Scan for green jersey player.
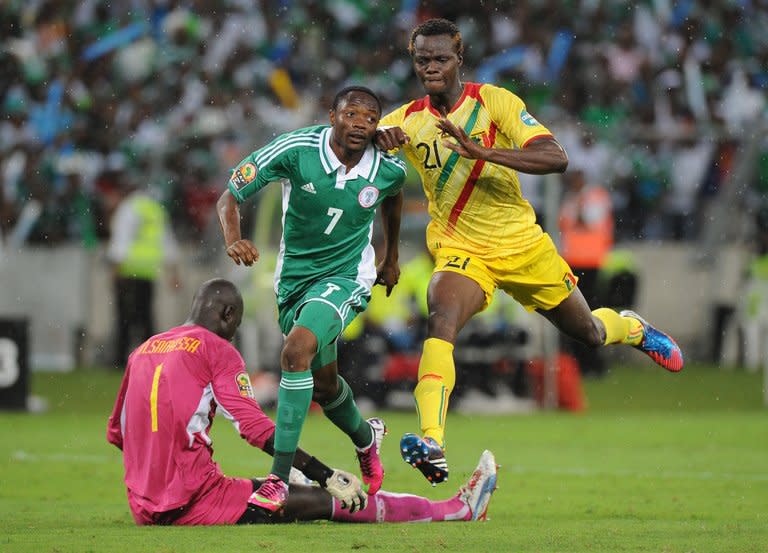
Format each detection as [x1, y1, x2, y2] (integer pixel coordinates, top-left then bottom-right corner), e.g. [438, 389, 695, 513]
[216, 86, 406, 514]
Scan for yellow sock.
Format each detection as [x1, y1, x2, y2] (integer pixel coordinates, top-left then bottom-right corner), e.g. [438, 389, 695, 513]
[414, 338, 455, 447]
[592, 308, 644, 346]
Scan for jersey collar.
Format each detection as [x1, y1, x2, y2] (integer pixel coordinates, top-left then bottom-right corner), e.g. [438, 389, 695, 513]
[424, 81, 476, 117]
[318, 127, 381, 184]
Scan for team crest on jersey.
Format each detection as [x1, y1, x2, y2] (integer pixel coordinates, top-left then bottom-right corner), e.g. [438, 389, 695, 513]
[358, 186, 379, 208]
[231, 163, 257, 190]
[520, 110, 540, 127]
[236, 372, 255, 399]
[563, 272, 577, 291]
[470, 130, 491, 147]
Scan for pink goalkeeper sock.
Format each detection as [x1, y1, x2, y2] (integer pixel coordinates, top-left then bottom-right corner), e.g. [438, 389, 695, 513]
[332, 492, 468, 523]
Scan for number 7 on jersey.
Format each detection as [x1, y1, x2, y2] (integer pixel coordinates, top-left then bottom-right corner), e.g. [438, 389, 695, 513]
[324, 207, 343, 235]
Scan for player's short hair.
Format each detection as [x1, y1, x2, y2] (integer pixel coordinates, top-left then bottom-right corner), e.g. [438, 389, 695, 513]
[408, 18, 463, 57]
[332, 86, 382, 115]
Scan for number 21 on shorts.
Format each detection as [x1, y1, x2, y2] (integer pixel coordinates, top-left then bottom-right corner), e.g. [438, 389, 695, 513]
[444, 255, 471, 271]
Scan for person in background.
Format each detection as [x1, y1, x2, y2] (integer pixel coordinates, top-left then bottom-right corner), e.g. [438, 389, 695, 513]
[558, 167, 614, 377]
[107, 278, 498, 525]
[737, 206, 768, 373]
[106, 175, 181, 367]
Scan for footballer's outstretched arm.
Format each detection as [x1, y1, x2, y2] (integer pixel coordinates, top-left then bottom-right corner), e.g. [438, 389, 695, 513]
[216, 189, 260, 266]
[436, 116, 568, 174]
[376, 190, 404, 296]
[106, 362, 132, 450]
[482, 137, 568, 174]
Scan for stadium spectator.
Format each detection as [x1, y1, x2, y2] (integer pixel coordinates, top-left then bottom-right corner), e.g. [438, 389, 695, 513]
[1, 3, 766, 245]
[107, 278, 498, 525]
[734, 206, 768, 372]
[597, 249, 640, 313]
[106, 174, 181, 367]
[665, 126, 715, 241]
[376, 17, 683, 487]
[216, 86, 406, 512]
[1, 2, 766, 395]
[559, 166, 614, 378]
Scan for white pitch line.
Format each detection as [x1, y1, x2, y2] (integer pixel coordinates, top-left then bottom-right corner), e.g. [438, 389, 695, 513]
[504, 465, 768, 482]
[11, 450, 115, 464]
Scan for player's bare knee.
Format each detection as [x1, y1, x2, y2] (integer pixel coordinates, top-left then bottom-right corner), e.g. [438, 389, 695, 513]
[581, 319, 604, 348]
[281, 340, 312, 372]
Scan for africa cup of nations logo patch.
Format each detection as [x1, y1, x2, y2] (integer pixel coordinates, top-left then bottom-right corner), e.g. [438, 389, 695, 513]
[563, 272, 577, 291]
[358, 186, 379, 208]
[520, 109, 541, 127]
[236, 372, 255, 399]
[231, 162, 257, 190]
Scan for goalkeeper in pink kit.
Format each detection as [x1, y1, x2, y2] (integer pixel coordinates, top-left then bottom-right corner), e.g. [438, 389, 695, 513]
[107, 278, 497, 525]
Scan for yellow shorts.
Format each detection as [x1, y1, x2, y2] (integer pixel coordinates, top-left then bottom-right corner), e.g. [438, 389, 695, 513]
[430, 233, 577, 312]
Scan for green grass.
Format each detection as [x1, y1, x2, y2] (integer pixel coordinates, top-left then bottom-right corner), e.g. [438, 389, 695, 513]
[1, 364, 766, 552]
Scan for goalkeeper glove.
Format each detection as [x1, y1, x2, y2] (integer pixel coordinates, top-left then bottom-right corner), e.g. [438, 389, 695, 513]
[323, 469, 367, 513]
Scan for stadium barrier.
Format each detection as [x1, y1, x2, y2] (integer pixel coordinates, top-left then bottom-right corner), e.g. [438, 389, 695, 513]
[0, 242, 751, 371]
[0, 318, 29, 410]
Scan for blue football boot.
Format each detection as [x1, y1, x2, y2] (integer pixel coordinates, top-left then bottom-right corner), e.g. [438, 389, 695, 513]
[400, 433, 449, 486]
[620, 310, 684, 372]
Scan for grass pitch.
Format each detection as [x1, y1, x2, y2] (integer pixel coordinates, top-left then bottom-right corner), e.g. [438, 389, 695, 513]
[1, 363, 766, 553]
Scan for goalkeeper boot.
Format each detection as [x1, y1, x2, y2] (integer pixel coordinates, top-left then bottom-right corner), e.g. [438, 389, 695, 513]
[458, 449, 498, 521]
[400, 433, 448, 486]
[356, 417, 387, 495]
[248, 474, 288, 513]
[620, 310, 684, 372]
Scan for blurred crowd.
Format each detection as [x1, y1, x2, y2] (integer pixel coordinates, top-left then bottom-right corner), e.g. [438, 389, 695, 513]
[1, 0, 767, 251]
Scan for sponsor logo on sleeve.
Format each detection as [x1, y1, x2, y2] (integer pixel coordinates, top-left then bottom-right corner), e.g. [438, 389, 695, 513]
[358, 186, 379, 208]
[520, 109, 541, 127]
[236, 372, 255, 399]
[230, 163, 257, 190]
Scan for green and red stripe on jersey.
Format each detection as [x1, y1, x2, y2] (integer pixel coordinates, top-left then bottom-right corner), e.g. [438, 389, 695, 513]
[433, 83, 486, 200]
[445, 122, 497, 234]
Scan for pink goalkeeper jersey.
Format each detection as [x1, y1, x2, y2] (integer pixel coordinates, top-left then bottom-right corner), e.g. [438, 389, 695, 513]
[106, 325, 275, 525]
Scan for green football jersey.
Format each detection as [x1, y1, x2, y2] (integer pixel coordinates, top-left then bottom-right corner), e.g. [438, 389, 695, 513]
[229, 125, 407, 307]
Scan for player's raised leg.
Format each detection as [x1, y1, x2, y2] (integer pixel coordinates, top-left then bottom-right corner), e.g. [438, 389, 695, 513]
[542, 286, 684, 372]
[402, 270, 486, 485]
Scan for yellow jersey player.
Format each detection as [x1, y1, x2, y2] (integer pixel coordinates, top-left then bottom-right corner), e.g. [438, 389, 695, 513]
[376, 18, 683, 486]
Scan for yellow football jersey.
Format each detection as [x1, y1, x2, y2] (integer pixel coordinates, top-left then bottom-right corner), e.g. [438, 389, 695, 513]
[380, 82, 553, 255]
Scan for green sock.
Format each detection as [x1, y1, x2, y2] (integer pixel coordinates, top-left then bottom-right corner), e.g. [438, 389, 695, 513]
[320, 376, 373, 449]
[271, 369, 314, 482]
